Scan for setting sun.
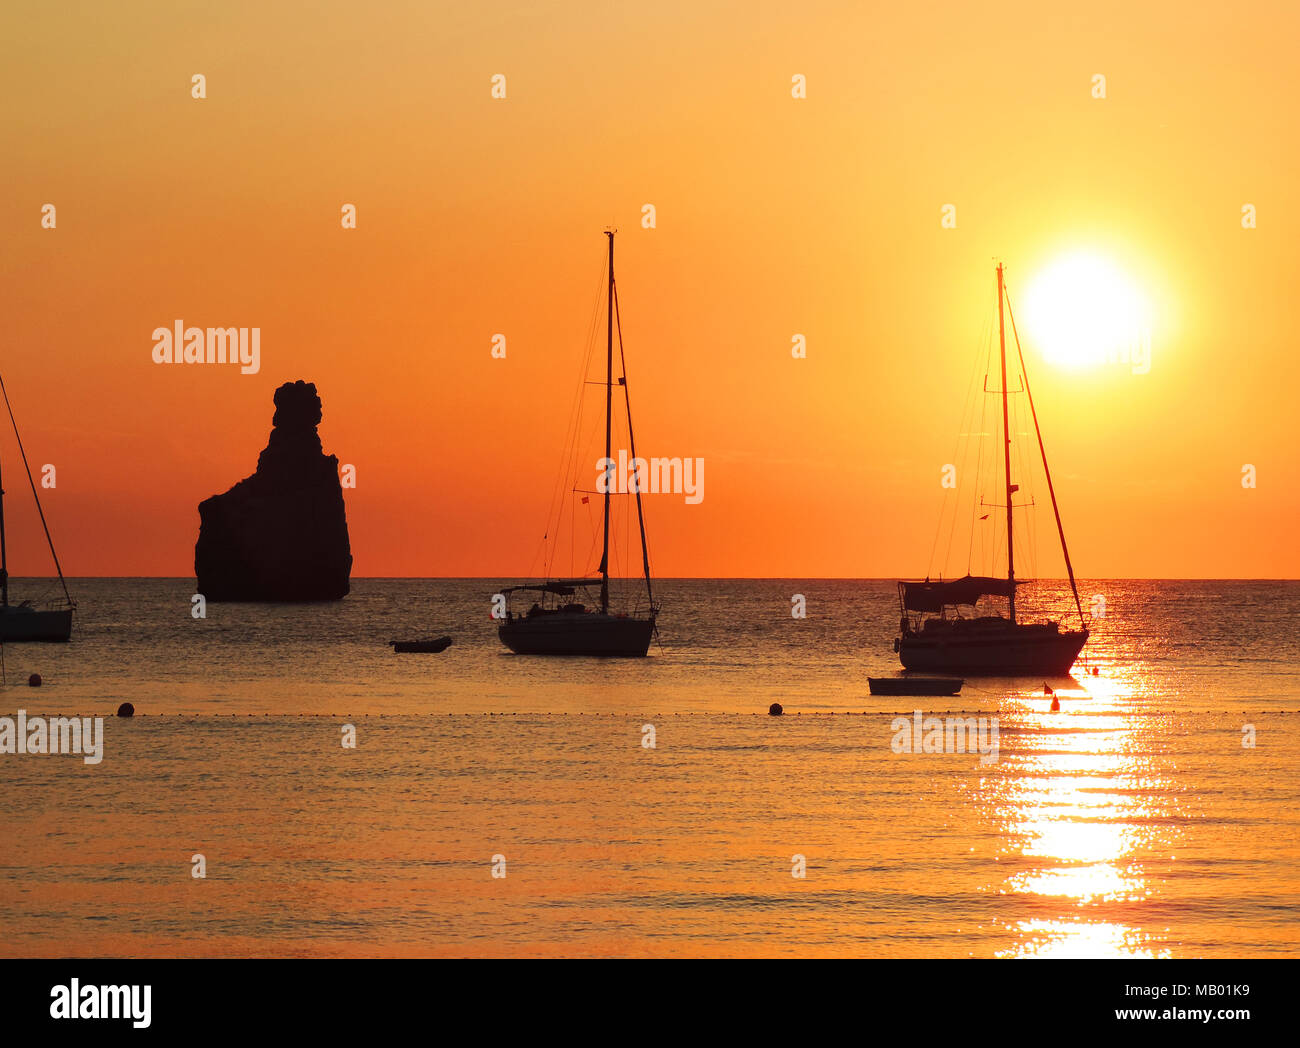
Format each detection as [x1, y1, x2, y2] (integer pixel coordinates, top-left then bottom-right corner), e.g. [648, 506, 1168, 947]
[1019, 253, 1153, 372]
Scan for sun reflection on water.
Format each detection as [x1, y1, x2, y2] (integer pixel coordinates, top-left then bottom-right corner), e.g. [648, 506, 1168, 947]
[987, 669, 1180, 957]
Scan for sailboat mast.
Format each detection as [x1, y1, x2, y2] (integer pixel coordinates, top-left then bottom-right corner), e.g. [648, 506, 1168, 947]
[600, 231, 614, 615]
[997, 263, 1016, 623]
[0, 373, 72, 609]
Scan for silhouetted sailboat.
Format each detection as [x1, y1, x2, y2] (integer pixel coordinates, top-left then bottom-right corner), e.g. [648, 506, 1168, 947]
[895, 264, 1086, 675]
[0, 374, 74, 642]
[498, 231, 658, 656]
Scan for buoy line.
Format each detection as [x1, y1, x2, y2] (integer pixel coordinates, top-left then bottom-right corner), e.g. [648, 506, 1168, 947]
[49, 709, 1300, 719]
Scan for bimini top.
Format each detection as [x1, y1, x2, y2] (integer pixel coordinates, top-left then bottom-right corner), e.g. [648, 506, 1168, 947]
[899, 575, 1019, 613]
[500, 578, 600, 596]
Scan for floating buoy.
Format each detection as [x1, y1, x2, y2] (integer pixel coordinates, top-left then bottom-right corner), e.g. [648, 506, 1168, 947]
[1043, 682, 1054, 696]
[28, 673, 42, 687]
[116, 702, 135, 718]
[769, 702, 783, 716]
[1050, 696, 1061, 712]
[1091, 666, 1099, 676]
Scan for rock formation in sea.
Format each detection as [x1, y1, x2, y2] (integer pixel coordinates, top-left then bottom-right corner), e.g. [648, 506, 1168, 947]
[195, 380, 352, 601]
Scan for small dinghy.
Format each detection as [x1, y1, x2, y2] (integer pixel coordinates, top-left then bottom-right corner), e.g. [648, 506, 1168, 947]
[389, 636, 452, 654]
[868, 676, 963, 697]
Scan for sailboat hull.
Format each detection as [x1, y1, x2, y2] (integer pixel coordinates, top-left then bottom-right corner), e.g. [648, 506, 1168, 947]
[899, 624, 1087, 675]
[499, 613, 655, 656]
[0, 605, 74, 642]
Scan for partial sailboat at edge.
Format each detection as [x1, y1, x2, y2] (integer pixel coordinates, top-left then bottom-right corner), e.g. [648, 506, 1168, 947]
[0, 372, 74, 642]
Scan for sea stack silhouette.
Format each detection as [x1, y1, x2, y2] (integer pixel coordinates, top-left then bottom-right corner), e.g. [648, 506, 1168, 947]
[195, 380, 352, 601]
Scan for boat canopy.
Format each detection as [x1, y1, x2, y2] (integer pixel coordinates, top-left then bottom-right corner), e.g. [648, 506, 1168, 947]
[900, 575, 1019, 613]
[501, 578, 599, 596]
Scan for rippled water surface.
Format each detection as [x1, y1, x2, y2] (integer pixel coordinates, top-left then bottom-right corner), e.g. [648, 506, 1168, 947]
[1, 578, 1297, 957]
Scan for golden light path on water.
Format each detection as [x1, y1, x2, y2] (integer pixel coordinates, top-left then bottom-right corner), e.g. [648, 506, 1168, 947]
[984, 669, 1183, 958]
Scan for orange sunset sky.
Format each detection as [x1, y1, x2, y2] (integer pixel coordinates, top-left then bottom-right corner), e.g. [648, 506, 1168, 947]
[2, 1, 1297, 578]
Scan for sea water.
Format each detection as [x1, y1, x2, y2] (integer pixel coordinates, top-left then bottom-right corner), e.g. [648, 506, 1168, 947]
[0, 578, 1296, 957]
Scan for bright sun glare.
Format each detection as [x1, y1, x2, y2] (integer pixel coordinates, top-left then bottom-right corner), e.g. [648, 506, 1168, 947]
[1019, 253, 1152, 371]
